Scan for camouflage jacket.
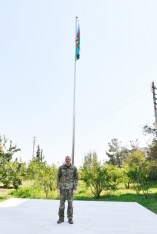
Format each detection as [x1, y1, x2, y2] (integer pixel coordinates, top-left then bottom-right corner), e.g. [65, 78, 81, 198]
[57, 164, 78, 190]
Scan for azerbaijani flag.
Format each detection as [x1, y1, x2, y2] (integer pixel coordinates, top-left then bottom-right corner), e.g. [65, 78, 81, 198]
[76, 23, 80, 60]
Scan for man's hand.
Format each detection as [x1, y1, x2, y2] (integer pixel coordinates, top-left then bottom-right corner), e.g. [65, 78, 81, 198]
[57, 189, 60, 194]
[73, 190, 76, 194]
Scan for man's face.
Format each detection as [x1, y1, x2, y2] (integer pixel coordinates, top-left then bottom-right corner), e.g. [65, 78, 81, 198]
[65, 156, 71, 165]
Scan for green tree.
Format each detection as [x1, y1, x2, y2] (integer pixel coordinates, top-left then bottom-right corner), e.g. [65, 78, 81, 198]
[12, 159, 27, 189]
[125, 150, 145, 167]
[126, 161, 152, 198]
[34, 163, 57, 198]
[27, 160, 57, 198]
[106, 139, 126, 167]
[121, 164, 131, 189]
[106, 139, 143, 167]
[0, 135, 21, 188]
[34, 145, 45, 163]
[143, 123, 156, 137]
[80, 151, 119, 198]
[142, 123, 157, 161]
[123, 150, 157, 198]
[123, 150, 145, 194]
[103, 164, 121, 195]
[147, 140, 157, 161]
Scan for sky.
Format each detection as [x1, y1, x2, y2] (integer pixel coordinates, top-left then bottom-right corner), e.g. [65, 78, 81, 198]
[0, 0, 157, 167]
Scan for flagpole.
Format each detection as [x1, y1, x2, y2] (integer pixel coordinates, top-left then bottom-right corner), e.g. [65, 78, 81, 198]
[72, 16, 78, 165]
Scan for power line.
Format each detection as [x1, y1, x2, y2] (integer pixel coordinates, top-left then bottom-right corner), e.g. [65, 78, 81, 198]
[37, 84, 150, 139]
[76, 90, 151, 128]
[76, 83, 151, 124]
[38, 90, 151, 139]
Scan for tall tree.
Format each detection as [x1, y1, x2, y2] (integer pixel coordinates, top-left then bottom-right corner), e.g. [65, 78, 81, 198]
[106, 139, 142, 167]
[34, 145, 45, 163]
[143, 123, 157, 160]
[143, 123, 156, 138]
[106, 139, 125, 167]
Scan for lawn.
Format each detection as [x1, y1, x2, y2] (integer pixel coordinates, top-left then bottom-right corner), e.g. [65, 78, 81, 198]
[0, 181, 157, 215]
[0, 186, 14, 203]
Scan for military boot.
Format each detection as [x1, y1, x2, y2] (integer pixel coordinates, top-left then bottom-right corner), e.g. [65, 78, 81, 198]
[68, 218, 73, 224]
[57, 217, 64, 224]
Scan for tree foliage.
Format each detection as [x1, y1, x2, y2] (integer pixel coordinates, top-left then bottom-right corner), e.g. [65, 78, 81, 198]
[80, 152, 120, 198]
[27, 160, 57, 198]
[123, 150, 157, 198]
[105, 139, 140, 167]
[106, 139, 124, 168]
[142, 123, 157, 160]
[34, 145, 45, 163]
[0, 135, 25, 189]
[143, 123, 156, 138]
[107, 139, 142, 167]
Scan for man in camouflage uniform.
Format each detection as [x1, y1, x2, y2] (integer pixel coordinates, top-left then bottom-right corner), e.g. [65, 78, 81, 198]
[57, 156, 78, 224]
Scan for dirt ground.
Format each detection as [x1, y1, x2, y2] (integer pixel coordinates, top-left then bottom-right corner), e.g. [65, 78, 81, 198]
[0, 186, 13, 193]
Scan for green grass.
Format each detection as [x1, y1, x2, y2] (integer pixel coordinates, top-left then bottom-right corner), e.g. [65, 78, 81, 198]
[0, 181, 157, 215]
[9, 186, 59, 199]
[0, 186, 14, 203]
[74, 181, 157, 214]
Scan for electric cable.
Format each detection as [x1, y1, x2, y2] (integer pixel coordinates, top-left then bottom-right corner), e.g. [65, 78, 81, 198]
[76, 90, 151, 128]
[38, 89, 151, 139]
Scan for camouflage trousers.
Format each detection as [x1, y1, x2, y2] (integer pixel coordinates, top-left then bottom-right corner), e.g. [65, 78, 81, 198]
[58, 189, 73, 219]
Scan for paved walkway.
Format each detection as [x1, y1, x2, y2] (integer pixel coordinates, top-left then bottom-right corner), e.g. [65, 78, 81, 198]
[0, 198, 156, 234]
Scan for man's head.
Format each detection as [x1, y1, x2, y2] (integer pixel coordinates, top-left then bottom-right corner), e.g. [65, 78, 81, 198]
[65, 156, 71, 166]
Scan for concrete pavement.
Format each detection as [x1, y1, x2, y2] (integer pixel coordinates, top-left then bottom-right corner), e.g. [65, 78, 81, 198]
[0, 198, 156, 234]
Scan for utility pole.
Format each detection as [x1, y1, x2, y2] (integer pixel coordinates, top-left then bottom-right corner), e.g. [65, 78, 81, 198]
[152, 82, 157, 129]
[32, 136, 36, 160]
